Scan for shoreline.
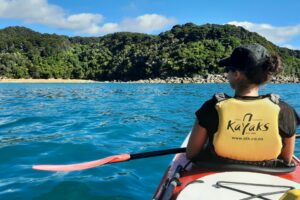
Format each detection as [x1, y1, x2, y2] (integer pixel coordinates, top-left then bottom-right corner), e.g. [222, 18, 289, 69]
[0, 78, 98, 83]
[0, 75, 299, 84]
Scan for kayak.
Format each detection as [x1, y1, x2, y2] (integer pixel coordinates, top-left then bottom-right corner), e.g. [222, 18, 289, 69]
[153, 133, 300, 200]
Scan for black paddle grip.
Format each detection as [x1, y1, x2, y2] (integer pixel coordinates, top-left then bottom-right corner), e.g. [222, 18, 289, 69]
[130, 147, 186, 160]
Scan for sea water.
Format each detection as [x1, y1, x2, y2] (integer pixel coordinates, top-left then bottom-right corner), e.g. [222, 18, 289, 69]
[0, 83, 299, 200]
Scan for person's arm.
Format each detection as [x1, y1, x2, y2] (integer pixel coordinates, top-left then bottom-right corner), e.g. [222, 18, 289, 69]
[186, 119, 208, 160]
[278, 101, 299, 164]
[280, 135, 296, 164]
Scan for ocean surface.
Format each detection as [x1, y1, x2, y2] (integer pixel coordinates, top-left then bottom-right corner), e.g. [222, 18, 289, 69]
[0, 83, 299, 200]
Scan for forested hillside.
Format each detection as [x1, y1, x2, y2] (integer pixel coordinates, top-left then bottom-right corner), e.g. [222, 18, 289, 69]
[0, 23, 299, 81]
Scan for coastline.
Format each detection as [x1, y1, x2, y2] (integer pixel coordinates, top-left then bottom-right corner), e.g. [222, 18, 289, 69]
[110, 74, 300, 84]
[0, 74, 299, 84]
[0, 78, 98, 83]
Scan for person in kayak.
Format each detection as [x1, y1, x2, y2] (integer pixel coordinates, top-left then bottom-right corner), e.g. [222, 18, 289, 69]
[187, 43, 300, 166]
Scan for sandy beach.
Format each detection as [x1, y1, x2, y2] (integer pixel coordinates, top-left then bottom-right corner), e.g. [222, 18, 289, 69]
[0, 78, 99, 83]
[0, 75, 299, 84]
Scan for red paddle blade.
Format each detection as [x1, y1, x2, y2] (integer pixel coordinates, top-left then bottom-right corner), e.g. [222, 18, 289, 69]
[32, 154, 131, 172]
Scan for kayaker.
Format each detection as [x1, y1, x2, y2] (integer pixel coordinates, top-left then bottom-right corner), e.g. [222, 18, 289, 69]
[187, 43, 300, 166]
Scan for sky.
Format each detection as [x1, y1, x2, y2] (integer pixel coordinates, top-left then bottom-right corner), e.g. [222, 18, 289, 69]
[0, 0, 300, 50]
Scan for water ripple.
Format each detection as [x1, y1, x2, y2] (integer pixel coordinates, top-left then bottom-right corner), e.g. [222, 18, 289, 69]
[0, 83, 299, 200]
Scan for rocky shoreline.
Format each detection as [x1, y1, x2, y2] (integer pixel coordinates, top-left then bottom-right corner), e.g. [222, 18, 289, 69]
[120, 74, 300, 84]
[0, 75, 299, 84]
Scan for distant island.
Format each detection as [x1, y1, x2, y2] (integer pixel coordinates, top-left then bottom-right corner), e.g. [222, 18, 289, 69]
[0, 23, 299, 82]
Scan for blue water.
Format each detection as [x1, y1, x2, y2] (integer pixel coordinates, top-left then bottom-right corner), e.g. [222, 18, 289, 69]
[0, 83, 299, 200]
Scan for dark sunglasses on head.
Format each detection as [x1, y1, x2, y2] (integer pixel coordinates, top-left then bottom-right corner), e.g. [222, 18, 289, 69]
[224, 66, 238, 73]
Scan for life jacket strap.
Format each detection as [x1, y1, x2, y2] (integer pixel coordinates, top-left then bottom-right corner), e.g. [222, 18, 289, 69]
[214, 93, 280, 104]
[214, 92, 227, 102]
[269, 93, 280, 104]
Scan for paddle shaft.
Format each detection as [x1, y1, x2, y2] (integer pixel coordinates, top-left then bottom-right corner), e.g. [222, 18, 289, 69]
[32, 134, 300, 172]
[130, 147, 186, 160]
[132, 134, 300, 160]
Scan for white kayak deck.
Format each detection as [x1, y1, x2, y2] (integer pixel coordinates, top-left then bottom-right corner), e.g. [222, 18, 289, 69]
[177, 171, 300, 200]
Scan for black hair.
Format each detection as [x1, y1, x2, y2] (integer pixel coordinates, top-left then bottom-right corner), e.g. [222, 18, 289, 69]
[243, 54, 282, 85]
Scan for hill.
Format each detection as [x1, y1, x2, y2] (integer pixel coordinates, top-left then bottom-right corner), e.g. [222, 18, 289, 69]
[0, 24, 299, 81]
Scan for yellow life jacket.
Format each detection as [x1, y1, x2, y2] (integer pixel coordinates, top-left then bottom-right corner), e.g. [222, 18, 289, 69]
[212, 94, 282, 161]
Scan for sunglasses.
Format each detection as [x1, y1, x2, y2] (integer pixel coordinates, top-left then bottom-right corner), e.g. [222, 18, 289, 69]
[224, 66, 238, 73]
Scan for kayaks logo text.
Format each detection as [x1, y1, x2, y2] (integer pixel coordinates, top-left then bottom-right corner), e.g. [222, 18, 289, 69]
[227, 113, 269, 135]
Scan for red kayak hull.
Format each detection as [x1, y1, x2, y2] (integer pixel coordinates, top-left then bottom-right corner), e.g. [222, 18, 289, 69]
[153, 152, 300, 200]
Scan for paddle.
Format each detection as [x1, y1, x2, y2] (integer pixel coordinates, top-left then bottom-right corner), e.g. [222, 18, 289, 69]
[32, 134, 300, 172]
[32, 147, 186, 172]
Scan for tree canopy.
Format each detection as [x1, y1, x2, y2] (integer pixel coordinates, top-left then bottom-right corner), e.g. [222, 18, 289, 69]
[0, 24, 299, 80]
